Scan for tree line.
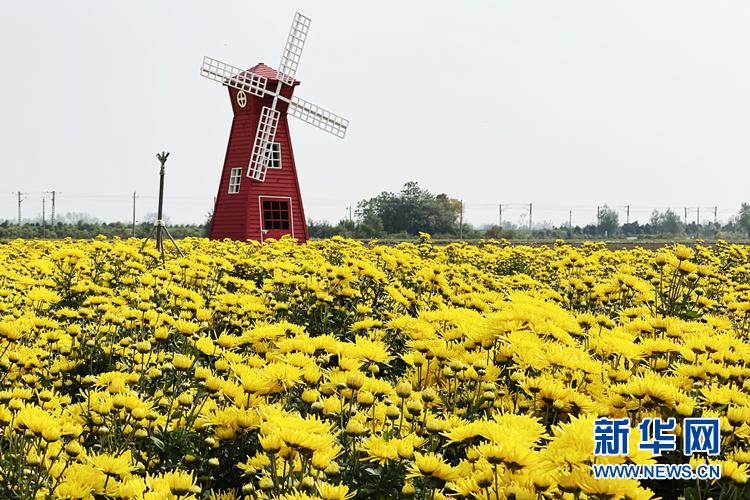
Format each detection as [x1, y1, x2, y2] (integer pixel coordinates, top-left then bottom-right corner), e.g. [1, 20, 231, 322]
[0, 219, 208, 240]
[5, 184, 750, 241]
[564, 204, 750, 239]
[309, 184, 750, 240]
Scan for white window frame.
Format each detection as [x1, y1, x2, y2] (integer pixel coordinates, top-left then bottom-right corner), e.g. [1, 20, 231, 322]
[228, 168, 242, 193]
[258, 196, 294, 244]
[265, 142, 282, 169]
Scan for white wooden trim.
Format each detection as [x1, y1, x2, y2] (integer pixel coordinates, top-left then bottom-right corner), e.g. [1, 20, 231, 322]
[228, 168, 242, 194]
[258, 196, 295, 244]
[266, 143, 282, 169]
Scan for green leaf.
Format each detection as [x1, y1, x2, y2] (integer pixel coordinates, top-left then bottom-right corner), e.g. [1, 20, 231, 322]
[682, 486, 698, 500]
[359, 484, 381, 495]
[363, 467, 381, 477]
[150, 436, 165, 451]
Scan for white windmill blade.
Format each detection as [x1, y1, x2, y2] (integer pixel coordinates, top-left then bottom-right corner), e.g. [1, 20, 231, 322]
[277, 12, 311, 86]
[288, 96, 349, 139]
[200, 56, 268, 97]
[247, 106, 281, 182]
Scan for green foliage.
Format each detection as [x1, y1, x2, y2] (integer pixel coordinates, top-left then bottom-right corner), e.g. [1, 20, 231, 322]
[495, 254, 529, 276]
[356, 182, 460, 236]
[737, 203, 750, 237]
[650, 208, 684, 235]
[597, 205, 619, 236]
[307, 219, 339, 239]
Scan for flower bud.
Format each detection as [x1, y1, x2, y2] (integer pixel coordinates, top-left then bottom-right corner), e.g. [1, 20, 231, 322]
[346, 419, 364, 437]
[42, 426, 61, 443]
[259, 476, 275, 491]
[421, 387, 436, 403]
[402, 482, 416, 499]
[346, 374, 365, 391]
[301, 389, 320, 404]
[395, 382, 412, 399]
[136, 340, 151, 353]
[357, 391, 374, 407]
[397, 441, 413, 459]
[406, 400, 423, 415]
[178, 392, 194, 407]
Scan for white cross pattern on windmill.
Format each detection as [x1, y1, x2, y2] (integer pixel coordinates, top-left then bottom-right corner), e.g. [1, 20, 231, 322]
[200, 12, 349, 183]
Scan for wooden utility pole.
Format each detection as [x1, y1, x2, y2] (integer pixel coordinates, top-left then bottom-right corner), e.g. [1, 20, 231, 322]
[42, 199, 46, 238]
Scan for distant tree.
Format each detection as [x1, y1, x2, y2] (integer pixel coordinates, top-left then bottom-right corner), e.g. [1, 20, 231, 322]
[356, 182, 459, 236]
[662, 210, 682, 234]
[59, 212, 104, 224]
[485, 225, 503, 239]
[650, 209, 683, 234]
[447, 197, 463, 218]
[598, 205, 620, 236]
[204, 210, 212, 237]
[621, 221, 642, 235]
[649, 211, 661, 233]
[355, 212, 384, 238]
[307, 219, 338, 239]
[722, 217, 737, 233]
[334, 219, 356, 238]
[737, 203, 750, 236]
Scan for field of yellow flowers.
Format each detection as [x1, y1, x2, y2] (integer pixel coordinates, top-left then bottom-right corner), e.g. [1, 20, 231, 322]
[1, 234, 750, 500]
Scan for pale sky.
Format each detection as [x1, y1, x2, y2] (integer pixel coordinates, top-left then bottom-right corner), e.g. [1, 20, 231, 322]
[1, 1, 749, 229]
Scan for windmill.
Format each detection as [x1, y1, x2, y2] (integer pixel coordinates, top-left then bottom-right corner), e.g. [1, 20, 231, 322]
[200, 12, 349, 244]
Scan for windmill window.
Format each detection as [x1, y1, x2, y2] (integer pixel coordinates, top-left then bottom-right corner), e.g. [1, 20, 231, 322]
[263, 200, 290, 230]
[228, 168, 242, 193]
[265, 143, 282, 169]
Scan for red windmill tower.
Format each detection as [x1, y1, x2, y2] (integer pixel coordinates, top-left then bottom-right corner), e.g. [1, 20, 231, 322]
[200, 12, 349, 243]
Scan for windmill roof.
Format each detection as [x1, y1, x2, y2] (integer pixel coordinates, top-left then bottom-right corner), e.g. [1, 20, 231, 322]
[247, 63, 300, 85]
